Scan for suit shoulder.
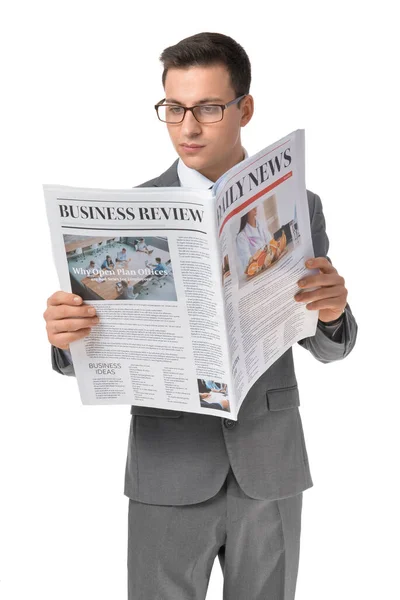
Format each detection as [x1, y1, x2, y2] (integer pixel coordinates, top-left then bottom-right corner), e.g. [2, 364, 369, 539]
[306, 188, 323, 220]
[306, 188, 318, 205]
[135, 175, 161, 188]
[134, 158, 180, 189]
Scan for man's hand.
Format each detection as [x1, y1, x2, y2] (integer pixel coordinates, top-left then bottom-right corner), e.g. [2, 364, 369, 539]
[294, 257, 348, 323]
[43, 291, 100, 350]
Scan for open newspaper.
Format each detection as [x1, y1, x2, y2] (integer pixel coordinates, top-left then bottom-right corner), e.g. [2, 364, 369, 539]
[44, 129, 318, 420]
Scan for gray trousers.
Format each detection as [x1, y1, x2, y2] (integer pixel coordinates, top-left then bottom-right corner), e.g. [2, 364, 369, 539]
[127, 466, 303, 600]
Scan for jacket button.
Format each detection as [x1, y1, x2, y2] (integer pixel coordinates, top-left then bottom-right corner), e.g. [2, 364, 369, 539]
[224, 419, 236, 429]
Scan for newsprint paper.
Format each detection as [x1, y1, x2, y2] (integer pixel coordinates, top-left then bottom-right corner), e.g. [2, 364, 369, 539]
[44, 129, 318, 420]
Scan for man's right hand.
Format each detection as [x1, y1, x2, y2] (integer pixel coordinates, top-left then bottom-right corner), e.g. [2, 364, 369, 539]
[43, 291, 100, 350]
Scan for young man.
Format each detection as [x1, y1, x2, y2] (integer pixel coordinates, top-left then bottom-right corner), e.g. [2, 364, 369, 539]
[136, 238, 153, 254]
[147, 256, 167, 276]
[116, 247, 130, 262]
[44, 32, 358, 600]
[85, 260, 98, 277]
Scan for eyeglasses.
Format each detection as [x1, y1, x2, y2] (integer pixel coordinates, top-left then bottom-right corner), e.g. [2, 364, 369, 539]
[154, 95, 246, 124]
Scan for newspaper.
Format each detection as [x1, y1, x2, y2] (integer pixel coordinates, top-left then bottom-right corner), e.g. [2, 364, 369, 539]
[44, 129, 318, 420]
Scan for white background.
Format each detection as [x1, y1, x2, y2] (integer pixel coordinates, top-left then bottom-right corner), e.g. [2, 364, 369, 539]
[1, 1, 399, 598]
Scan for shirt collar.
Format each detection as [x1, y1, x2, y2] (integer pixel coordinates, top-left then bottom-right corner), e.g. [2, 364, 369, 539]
[177, 147, 248, 189]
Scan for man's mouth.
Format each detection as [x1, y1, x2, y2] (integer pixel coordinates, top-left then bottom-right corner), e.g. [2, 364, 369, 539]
[180, 143, 205, 153]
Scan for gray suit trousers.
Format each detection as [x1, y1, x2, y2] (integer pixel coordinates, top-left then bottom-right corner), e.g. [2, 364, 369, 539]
[128, 465, 302, 600]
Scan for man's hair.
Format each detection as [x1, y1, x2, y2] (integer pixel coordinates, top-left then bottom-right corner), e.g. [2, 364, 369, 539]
[160, 32, 251, 105]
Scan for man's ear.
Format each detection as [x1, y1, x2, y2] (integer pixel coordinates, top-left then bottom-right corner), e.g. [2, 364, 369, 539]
[241, 94, 254, 127]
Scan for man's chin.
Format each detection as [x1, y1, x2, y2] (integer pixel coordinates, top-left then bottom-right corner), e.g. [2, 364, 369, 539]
[178, 153, 207, 169]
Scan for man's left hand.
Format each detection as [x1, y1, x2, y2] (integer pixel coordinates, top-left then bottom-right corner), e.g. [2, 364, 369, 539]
[294, 257, 348, 323]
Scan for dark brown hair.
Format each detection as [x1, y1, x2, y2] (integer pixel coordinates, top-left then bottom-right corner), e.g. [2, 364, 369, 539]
[238, 212, 249, 233]
[160, 32, 251, 106]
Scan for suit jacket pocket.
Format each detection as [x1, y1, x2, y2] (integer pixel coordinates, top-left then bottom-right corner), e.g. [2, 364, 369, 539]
[266, 385, 300, 410]
[130, 405, 183, 418]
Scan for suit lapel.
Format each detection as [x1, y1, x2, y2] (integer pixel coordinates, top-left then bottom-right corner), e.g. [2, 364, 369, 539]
[154, 158, 180, 187]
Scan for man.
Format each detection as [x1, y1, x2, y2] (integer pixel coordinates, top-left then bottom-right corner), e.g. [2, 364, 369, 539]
[147, 256, 167, 276]
[116, 247, 130, 262]
[44, 32, 358, 600]
[85, 260, 98, 277]
[136, 238, 153, 254]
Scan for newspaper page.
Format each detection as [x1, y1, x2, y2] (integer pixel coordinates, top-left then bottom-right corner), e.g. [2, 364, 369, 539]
[214, 129, 318, 415]
[44, 186, 236, 418]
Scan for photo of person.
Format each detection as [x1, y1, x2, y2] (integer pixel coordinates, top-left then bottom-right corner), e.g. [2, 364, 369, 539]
[64, 234, 177, 301]
[236, 205, 272, 273]
[115, 247, 131, 263]
[197, 379, 230, 412]
[86, 260, 99, 277]
[101, 255, 115, 269]
[146, 257, 168, 276]
[136, 238, 154, 254]
[234, 194, 298, 288]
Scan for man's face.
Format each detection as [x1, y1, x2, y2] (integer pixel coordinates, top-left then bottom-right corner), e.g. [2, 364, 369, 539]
[163, 64, 253, 181]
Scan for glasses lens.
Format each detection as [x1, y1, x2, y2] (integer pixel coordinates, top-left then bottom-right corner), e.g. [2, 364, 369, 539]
[193, 105, 223, 123]
[157, 105, 185, 123]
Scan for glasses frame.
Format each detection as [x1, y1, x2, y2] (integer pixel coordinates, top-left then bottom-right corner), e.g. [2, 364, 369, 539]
[154, 94, 247, 124]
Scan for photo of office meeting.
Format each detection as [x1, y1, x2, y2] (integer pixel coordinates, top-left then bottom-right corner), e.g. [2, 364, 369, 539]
[197, 379, 230, 412]
[64, 235, 177, 301]
[234, 193, 301, 288]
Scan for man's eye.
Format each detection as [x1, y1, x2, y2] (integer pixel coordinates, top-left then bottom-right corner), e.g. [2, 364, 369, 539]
[167, 106, 184, 114]
[199, 106, 219, 114]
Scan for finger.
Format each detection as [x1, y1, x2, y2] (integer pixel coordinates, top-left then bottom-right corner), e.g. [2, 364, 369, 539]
[306, 257, 336, 274]
[47, 291, 83, 308]
[295, 285, 344, 304]
[48, 316, 99, 335]
[298, 273, 344, 289]
[44, 303, 97, 322]
[305, 295, 347, 311]
[52, 329, 92, 349]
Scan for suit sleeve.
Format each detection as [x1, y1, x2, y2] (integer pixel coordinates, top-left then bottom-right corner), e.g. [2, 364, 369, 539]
[51, 345, 76, 377]
[297, 191, 358, 363]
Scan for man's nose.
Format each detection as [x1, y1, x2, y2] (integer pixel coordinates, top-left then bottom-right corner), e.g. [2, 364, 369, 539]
[180, 109, 202, 137]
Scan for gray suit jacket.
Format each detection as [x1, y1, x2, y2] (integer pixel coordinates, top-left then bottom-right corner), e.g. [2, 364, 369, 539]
[51, 158, 358, 505]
